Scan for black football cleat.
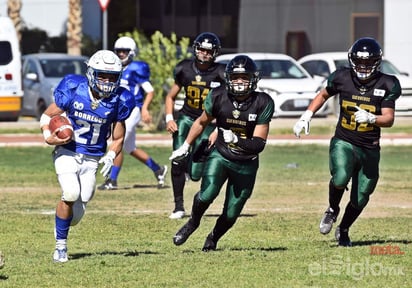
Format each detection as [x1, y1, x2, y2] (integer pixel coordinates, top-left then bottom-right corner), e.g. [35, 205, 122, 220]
[335, 226, 352, 247]
[202, 233, 217, 252]
[319, 207, 339, 235]
[173, 221, 197, 246]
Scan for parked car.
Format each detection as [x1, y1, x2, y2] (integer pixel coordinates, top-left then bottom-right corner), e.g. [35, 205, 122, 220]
[298, 52, 412, 116]
[21, 53, 88, 120]
[215, 53, 329, 117]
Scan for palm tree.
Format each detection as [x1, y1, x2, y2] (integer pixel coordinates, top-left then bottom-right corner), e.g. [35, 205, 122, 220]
[67, 0, 82, 55]
[7, 0, 22, 43]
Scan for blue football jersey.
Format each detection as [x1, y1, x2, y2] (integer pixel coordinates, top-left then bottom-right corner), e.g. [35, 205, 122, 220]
[53, 74, 135, 156]
[120, 61, 151, 108]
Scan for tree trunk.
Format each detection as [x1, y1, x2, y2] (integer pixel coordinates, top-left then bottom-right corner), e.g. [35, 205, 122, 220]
[67, 0, 82, 55]
[7, 0, 22, 43]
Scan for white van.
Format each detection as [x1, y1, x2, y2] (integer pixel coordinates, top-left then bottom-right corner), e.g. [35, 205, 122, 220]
[0, 16, 23, 121]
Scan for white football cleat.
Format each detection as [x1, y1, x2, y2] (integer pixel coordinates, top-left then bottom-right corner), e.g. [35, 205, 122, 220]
[53, 248, 68, 263]
[169, 210, 185, 219]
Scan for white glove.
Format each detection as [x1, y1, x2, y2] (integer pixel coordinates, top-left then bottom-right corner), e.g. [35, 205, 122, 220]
[354, 106, 376, 124]
[293, 110, 313, 138]
[219, 128, 238, 143]
[169, 141, 190, 160]
[99, 150, 116, 178]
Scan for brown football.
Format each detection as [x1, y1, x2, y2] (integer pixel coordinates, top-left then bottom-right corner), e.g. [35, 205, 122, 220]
[49, 115, 73, 140]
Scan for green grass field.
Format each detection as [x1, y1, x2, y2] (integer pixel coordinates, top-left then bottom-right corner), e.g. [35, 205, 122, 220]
[0, 145, 410, 287]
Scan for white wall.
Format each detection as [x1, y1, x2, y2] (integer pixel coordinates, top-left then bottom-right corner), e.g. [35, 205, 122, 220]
[384, 0, 412, 76]
[0, 0, 68, 37]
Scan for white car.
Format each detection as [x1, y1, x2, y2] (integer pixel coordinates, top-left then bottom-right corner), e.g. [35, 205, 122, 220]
[298, 52, 412, 116]
[215, 53, 329, 117]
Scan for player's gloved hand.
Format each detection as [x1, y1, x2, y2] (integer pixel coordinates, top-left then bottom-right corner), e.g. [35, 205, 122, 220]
[99, 150, 116, 178]
[293, 110, 314, 138]
[354, 106, 376, 124]
[169, 141, 190, 160]
[219, 128, 238, 143]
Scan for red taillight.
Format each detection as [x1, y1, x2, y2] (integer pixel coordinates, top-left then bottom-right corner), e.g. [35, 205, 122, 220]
[5, 73, 13, 80]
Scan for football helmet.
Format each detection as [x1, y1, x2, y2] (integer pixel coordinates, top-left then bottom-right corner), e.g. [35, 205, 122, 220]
[348, 37, 382, 81]
[225, 55, 260, 96]
[192, 32, 221, 64]
[86, 50, 123, 98]
[114, 36, 137, 66]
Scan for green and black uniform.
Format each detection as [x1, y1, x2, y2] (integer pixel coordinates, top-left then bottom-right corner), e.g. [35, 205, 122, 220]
[171, 59, 225, 212]
[199, 85, 274, 222]
[327, 67, 401, 211]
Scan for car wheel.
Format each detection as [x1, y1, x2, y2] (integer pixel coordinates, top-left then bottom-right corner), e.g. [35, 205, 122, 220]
[36, 100, 47, 121]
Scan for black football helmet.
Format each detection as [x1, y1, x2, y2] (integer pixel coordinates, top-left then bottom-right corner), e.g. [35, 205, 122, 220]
[348, 37, 382, 81]
[225, 55, 260, 96]
[192, 32, 221, 64]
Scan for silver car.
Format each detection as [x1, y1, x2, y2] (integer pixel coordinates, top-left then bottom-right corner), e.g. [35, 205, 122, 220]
[21, 53, 88, 119]
[216, 53, 328, 118]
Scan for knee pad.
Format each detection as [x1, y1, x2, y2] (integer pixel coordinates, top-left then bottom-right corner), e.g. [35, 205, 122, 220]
[58, 173, 80, 202]
[71, 201, 87, 226]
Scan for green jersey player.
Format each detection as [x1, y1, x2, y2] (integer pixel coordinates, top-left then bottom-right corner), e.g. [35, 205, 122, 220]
[293, 37, 401, 246]
[169, 55, 274, 251]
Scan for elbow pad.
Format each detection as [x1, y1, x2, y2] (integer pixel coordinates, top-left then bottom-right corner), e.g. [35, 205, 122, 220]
[236, 137, 266, 154]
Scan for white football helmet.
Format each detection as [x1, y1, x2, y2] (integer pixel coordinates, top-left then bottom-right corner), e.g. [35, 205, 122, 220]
[86, 50, 123, 98]
[114, 36, 137, 66]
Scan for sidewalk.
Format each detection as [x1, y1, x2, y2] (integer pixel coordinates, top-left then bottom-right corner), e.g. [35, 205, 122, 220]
[1, 116, 411, 147]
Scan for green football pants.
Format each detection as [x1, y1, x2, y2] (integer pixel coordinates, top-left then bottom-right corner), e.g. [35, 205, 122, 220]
[329, 137, 380, 209]
[198, 149, 259, 222]
[172, 114, 215, 180]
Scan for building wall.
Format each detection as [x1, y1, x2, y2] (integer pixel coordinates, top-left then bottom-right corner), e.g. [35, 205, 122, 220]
[238, 0, 383, 58]
[384, 0, 412, 76]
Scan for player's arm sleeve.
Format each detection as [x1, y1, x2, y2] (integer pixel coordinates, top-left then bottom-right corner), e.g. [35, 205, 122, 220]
[381, 76, 402, 109]
[236, 136, 266, 154]
[256, 94, 275, 124]
[117, 89, 136, 121]
[54, 75, 78, 110]
[141, 81, 154, 93]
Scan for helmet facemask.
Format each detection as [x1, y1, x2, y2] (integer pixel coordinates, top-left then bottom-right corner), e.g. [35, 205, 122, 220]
[114, 36, 137, 66]
[349, 53, 381, 81]
[192, 32, 221, 64]
[225, 55, 260, 99]
[86, 50, 123, 98]
[227, 73, 257, 96]
[348, 37, 382, 82]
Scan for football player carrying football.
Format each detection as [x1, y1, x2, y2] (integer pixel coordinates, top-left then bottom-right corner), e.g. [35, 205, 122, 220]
[170, 55, 274, 251]
[40, 50, 135, 262]
[164, 32, 226, 219]
[293, 37, 401, 246]
[98, 36, 168, 190]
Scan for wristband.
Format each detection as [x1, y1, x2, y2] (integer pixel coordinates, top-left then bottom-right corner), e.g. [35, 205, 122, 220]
[107, 150, 116, 160]
[165, 114, 174, 123]
[182, 141, 191, 149]
[300, 110, 314, 122]
[39, 114, 51, 127]
[43, 129, 51, 140]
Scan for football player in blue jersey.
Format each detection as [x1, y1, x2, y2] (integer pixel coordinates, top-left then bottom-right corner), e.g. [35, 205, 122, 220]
[98, 36, 167, 190]
[40, 50, 135, 263]
[164, 32, 226, 219]
[293, 37, 401, 246]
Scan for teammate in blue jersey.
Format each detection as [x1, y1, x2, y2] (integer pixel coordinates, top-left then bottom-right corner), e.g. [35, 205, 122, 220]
[98, 36, 167, 190]
[40, 50, 135, 263]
